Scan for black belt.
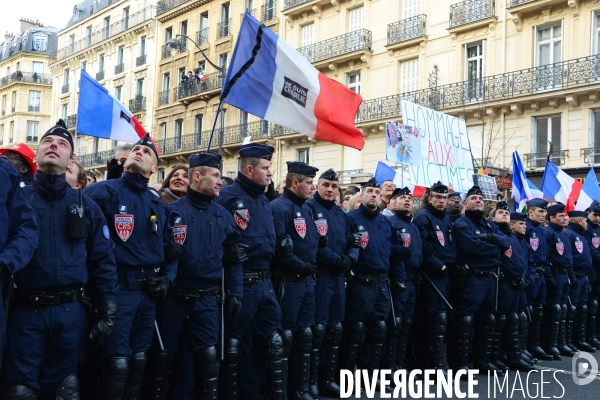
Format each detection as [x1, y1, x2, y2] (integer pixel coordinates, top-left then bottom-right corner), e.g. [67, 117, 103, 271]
[552, 267, 568, 274]
[574, 271, 588, 278]
[171, 286, 221, 302]
[17, 287, 85, 306]
[349, 274, 389, 285]
[117, 278, 150, 290]
[285, 272, 309, 281]
[469, 269, 495, 277]
[243, 271, 271, 284]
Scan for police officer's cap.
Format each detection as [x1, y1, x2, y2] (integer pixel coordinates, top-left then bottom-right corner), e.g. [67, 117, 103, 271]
[448, 192, 461, 200]
[527, 198, 548, 210]
[391, 187, 411, 198]
[286, 161, 318, 178]
[133, 133, 159, 160]
[363, 177, 380, 189]
[546, 203, 565, 214]
[568, 210, 587, 218]
[189, 152, 222, 169]
[589, 200, 600, 214]
[496, 201, 509, 210]
[237, 143, 274, 160]
[319, 168, 338, 181]
[510, 212, 526, 221]
[466, 185, 483, 198]
[430, 181, 448, 193]
[40, 119, 74, 151]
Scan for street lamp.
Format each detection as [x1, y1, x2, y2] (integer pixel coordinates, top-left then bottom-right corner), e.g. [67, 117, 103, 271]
[166, 34, 226, 156]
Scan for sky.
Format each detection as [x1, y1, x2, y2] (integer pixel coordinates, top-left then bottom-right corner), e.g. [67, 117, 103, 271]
[0, 0, 73, 36]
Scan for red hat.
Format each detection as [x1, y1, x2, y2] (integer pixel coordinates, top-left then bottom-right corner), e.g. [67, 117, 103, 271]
[0, 143, 37, 174]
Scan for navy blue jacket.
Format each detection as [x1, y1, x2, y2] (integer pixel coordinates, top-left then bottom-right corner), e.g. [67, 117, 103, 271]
[0, 158, 37, 275]
[167, 188, 243, 298]
[454, 211, 510, 270]
[495, 223, 527, 281]
[545, 222, 575, 283]
[584, 219, 600, 268]
[413, 204, 457, 270]
[388, 211, 423, 275]
[564, 223, 592, 276]
[347, 204, 404, 280]
[525, 218, 547, 270]
[271, 188, 319, 272]
[20, 172, 118, 301]
[215, 172, 276, 272]
[84, 172, 177, 282]
[306, 192, 358, 268]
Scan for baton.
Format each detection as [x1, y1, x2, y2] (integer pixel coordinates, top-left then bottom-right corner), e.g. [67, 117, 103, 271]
[421, 272, 453, 310]
[494, 267, 499, 313]
[525, 307, 532, 323]
[388, 282, 397, 326]
[155, 320, 164, 351]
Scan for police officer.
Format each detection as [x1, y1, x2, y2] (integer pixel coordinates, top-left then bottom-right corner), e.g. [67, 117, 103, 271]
[524, 198, 553, 360]
[271, 161, 320, 400]
[341, 178, 404, 381]
[543, 203, 576, 359]
[384, 187, 421, 372]
[584, 200, 600, 349]
[564, 210, 597, 353]
[452, 186, 510, 375]
[412, 182, 457, 371]
[1, 122, 118, 398]
[85, 134, 178, 399]
[489, 205, 535, 371]
[215, 144, 285, 400]
[305, 169, 359, 398]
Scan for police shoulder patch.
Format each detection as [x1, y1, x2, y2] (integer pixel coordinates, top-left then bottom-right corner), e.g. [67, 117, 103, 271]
[102, 225, 110, 239]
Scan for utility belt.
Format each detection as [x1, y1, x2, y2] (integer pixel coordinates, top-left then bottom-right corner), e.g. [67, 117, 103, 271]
[552, 266, 569, 274]
[406, 273, 422, 284]
[17, 287, 85, 306]
[347, 274, 389, 285]
[117, 278, 151, 290]
[171, 285, 221, 302]
[469, 268, 496, 277]
[285, 272, 310, 281]
[574, 271, 588, 278]
[243, 271, 271, 284]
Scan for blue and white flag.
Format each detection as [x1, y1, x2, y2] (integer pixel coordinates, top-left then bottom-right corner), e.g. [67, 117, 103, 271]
[511, 151, 543, 212]
[575, 167, 600, 211]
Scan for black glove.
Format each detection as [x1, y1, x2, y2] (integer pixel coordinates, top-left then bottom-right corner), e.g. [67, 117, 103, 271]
[497, 271, 505, 281]
[422, 241, 434, 256]
[265, 180, 278, 202]
[347, 233, 361, 248]
[328, 255, 354, 275]
[223, 243, 249, 264]
[547, 279, 559, 290]
[477, 232, 494, 243]
[571, 279, 579, 289]
[535, 266, 545, 275]
[225, 296, 242, 324]
[299, 263, 317, 277]
[511, 278, 526, 291]
[391, 245, 411, 260]
[0, 262, 9, 283]
[106, 158, 124, 180]
[276, 235, 293, 258]
[164, 242, 184, 263]
[146, 277, 171, 301]
[391, 280, 407, 295]
[318, 235, 328, 248]
[88, 300, 117, 350]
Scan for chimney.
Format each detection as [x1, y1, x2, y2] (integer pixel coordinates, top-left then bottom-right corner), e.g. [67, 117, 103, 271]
[4, 31, 14, 41]
[19, 17, 43, 33]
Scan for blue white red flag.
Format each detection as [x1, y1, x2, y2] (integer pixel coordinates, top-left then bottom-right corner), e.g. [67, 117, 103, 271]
[575, 167, 600, 211]
[541, 157, 582, 211]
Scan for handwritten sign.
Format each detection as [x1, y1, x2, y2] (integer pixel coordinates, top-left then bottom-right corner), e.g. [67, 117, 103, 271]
[472, 174, 499, 201]
[385, 121, 422, 166]
[401, 100, 474, 192]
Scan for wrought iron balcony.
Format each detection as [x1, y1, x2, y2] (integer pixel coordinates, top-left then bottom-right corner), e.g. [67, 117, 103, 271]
[136, 54, 146, 67]
[156, 0, 189, 15]
[161, 45, 171, 60]
[197, 28, 209, 46]
[524, 151, 567, 169]
[115, 63, 125, 75]
[387, 14, 426, 46]
[173, 72, 224, 101]
[218, 19, 231, 38]
[262, 1, 277, 21]
[26, 135, 38, 143]
[157, 131, 205, 154]
[449, 0, 495, 29]
[66, 114, 77, 129]
[298, 29, 372, 64]
[581, 147, 600, 164]
[79, 149, 114, 168]
[96, 71, 105, 81]
[28, 105, 40, 112]
[158, 90, 170, 106]
[62, 84, 70, 94]
[0, 72, 52, 89]
[508, 0, 537, 7]
[356, 53, 600, 123]
[129, 96, 146, 113]
[283, 0, 310, 10]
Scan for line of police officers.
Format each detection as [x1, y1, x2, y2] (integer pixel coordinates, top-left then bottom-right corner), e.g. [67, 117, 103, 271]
[0, 120, 599, 400]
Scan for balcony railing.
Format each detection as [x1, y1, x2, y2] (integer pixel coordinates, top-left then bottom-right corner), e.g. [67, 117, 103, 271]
[173, 72, 224, 101]
[158, 90, 170, 106]
[28, 105, 40, 112]
[298, 29, 372, 64]
[136, 54, 146, 66]
[356, 53, 600, 123]
[197, 28, 209, 45]
[96, 71, 105, 81]
[218, 19, 231, 38]
[283, 0, 310, 10]
[524, 151, 567, 169]
[262, 1, 277, 21]
[55, 6, 155, 62]
[387, 14, 426, 45]
[161, 45, 171, 60]
[79, 149, 114, 168]
[62, 84, 70, 94]
[449, 0, 495, 28]
[115, 63, 125, 75]
[508, 0, 537, 6]
[129, 96, 146, 113]
[156, 0, 189, 15]
[66, 114, 77, 129]
[581, 147, 600, 164]
[0, 72, 52, 89]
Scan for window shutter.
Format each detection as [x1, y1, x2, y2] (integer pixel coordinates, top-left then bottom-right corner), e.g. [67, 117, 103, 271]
[401, 58, 419, 93]
[402, 0, 420, 19]
[349, 7, 364, 32]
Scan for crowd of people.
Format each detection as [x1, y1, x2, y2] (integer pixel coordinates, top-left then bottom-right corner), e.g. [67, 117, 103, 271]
[0, 119, 599, 400]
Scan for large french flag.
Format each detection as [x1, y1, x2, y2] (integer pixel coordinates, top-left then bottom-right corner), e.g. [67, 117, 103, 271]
[575, 167, 600, 211]
[541, 157, 582, 211]
[221, 12, 364, 150]
[76, 69, 146, 143]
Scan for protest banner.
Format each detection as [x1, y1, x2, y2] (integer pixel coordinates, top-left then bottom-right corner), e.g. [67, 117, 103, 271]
[385, 121, 422, 166]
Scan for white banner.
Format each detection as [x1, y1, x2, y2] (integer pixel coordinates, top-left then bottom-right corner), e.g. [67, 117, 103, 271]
[385, 121, 422, 167]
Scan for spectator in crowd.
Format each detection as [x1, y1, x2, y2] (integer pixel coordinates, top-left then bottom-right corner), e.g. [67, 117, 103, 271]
[106, 143, 133, 180]
[347, 193, 362, 211]
[66, 161, 87, 189]
[221, 176, 234, 186]
[0, 143, 37, 186]
[158, 164, 189, 204]
[341, 190, 353, 211]
[276, 180, 286, 195]
[85, 170, 96, 186]
[382, 190, 398, 217]
[379, 179, 396, 211]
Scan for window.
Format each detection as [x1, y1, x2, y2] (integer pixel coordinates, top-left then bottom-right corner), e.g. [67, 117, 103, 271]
[245, 0, 256, 11]
[264, 0, 276, 20]
[64, 68, 70, 85]
[346, 71, 361, 94]
[533, 115, 561, 167]
[9, 122, 14, 143]
[81, 61, 87, 71]
[218, 53, 228, 79]
[197, 61, 206, 74]
[349, 6, 364, 32]
[117, 46, 124, 65]
[238, 110, 249, 140]
[180, 20, 188, 36]
[301, 23, 314, 48]
[157, 168, 165, 184]
[400, 58, 419, 93]
[174, 119, 183, 150]
[163, 73, 170, 91]
[33, 34, 47, 51]
[594, 12, 600, 55]
[194, 114, 203, 133]
[535, 23, 562, 90]
[29, 91, 41, 111]
[103, 17, 110, 40]
[136, 78, 144, 95]
[11, 91, 16, 112]
[85, 26, 92, 46]
[32, 61, 43, 74]
[402, 0, 420, 19]
[115, 86, 122, 101]
[122, 7, 130, 30]
[590, 109, 600, 163]
[140, 36, 146, 56]
[68, 35, 75, 54]
[221, 3, 231, 36]
[160, 122, 168, 139]
[27, 121, 39, 142]
[465, 42, 484, 100]
[165, 27, 173, 43]
[16, 62, 20, 72]
[0, 125, 3, 145]
[74, 5, 83, 20]
[98, 54, 105, 72]
[2, 95, 6, 115]
[297, 148, 309, 164]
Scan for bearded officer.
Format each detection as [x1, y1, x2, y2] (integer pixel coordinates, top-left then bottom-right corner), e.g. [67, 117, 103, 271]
[215, 144, 285, 400]
[1, 122, 118, 398]
[85, 134, 178, 399]
[584, 200, 600, 349]
[305, 168, 359, 398]
[271, 161, 320, 400]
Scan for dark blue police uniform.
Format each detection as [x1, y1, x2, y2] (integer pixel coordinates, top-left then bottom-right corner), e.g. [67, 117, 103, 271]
[584, 200, 600, 349]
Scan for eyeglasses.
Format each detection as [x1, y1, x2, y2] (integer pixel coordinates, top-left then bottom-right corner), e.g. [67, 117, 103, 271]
[432, 194, 448, 200]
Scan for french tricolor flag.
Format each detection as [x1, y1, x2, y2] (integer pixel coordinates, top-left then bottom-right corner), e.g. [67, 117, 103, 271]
[541, 157, 582, 211]
[221, 12, 364, 150]
[575, 167, 600, 211]
[76, 69, 147, 143]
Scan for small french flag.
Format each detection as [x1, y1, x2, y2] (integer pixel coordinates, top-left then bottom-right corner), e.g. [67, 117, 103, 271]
[76, 69, 147, 143]
[541, 157, 582, 211]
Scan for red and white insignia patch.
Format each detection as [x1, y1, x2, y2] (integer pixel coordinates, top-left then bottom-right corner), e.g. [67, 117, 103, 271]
[556, 242, 564, 255]
[530, 237, 539, 251]
[575, 240, 584, 254]
[360, 231, 369, 249]
[436, 230, 445, 246]
[315, 218, 328, 236]
[294, 218, 307, 239]
[234, 209, 250, 231]
[172, 225, 187, 245]
[504, 246, 513, 258]
[401, 232, 411, 247]
[593, 236, 600, 248]
[115, 214, 134, 242]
